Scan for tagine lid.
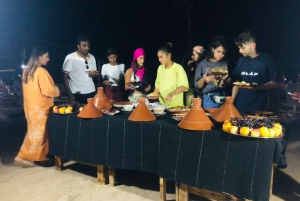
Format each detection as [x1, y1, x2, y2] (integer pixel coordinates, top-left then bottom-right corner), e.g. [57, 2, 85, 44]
[77, 98, 103, 118]
[93, 87, 112, 110]
[178, 98, 214, 130]
[211, 96, 241, 122]
[128, 97, 156, 121]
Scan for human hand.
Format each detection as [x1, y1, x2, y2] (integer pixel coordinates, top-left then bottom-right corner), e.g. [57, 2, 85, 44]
[187, 60, 194, 65]
[103, 80, 110, 85]
[127, 83, 135, 90]
[88, 71, 99, 77]
[165, 92, 174, 102]
[203, 72, 215, 83]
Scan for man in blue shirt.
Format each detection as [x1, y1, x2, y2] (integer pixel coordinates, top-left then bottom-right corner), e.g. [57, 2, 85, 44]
[231, 31, 281, 113]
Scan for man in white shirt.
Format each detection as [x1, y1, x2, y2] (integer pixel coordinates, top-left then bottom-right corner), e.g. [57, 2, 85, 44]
[62, 35, 97, 103]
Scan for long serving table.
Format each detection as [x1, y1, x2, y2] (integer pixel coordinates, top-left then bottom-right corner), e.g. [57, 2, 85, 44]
[47, 112, 287, 201]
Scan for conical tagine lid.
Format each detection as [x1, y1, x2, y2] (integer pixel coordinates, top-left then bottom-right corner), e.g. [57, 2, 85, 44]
[211, 96, 241, 122]
[178, 98, 214, 130]
[128, 97, 156, 121]
[78, 98, 103, 118]
[93, 87, 112, 110]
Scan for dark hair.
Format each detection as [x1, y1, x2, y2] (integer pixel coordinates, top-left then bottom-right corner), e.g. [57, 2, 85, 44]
[76, 35, 90, 45]
[158, 42, 173, 57]
[23, 46, 48, 84]
[132, 60, 148, 82]
[234, 31, 256, 46]
[206, 36, 227, 62]
[106, 48, 118, 57]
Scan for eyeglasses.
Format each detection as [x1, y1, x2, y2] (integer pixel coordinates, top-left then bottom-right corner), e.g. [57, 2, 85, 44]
[85, 60, 89, 70]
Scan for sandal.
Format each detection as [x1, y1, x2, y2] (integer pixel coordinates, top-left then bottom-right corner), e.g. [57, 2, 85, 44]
[14, 158, 36, 168]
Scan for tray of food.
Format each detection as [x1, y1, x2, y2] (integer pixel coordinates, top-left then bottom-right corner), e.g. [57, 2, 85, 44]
[53, 102, 84, 114]
[245, 111, 284, 121]
[147, 92, 160, 100]
[113, 101, 132, 108]
[208, 67, 228, 80]
[167, 106, 190, 113]
[222, 116, 283, 138]
[233, 81, 258, 89]
[102, 108, 120, 115]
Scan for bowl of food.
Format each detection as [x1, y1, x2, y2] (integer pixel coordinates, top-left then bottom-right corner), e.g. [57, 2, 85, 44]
[123, 105, 134, 111]
[153, 107, 165, 114]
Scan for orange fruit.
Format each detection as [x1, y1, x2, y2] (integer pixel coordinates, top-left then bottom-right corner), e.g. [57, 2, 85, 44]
[269, 128, 275, 137]
[259, 127, 269, 137]
[224, 119, 231, 124]
[240, 127, 250, 136]
[59, 107, 66, 114]
[273, 127, 282, 137]
[230, 126, 239, 134]
[223, 123, 232, 132]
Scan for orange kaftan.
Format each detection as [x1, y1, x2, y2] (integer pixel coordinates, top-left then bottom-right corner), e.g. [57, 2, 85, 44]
[17, 67, 59, 161]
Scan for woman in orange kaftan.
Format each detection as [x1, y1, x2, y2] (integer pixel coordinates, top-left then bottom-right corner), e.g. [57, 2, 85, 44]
[14, 46, 60, 167]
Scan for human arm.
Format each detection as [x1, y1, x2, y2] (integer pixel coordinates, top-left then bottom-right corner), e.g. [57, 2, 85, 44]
[165, 64, 189, 101]
[124, 68, 134, 90]
[101, 64, 111, 85]
[38, 68, 60, 98]
[63, 72, 75, 102]
[165, 85, 188, 101]
[231, 85, 239, 103]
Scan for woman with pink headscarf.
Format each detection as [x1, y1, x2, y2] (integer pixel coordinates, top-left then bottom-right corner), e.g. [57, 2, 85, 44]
[185, 45, 205, 106]
[124, 48, 151, 102]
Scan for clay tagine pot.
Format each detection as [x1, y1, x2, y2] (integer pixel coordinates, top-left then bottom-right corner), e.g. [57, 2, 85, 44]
[178, 98, 214, 131]
[128, 97, 156, 122]
[77, 98, 103, 118]
[93, 87, 112, 110]
[211, 96, 241, 123]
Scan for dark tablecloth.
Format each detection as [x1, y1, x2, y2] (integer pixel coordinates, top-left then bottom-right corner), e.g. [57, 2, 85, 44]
[48, 112, 286, 201]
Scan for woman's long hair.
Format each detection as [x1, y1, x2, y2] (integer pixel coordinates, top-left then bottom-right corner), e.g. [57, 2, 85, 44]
[132, 60, 148, 82]
[23, 46, 48, 84]
[206, 36, 227, 62]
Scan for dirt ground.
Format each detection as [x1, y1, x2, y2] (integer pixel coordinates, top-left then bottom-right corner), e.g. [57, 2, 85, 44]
[0, 107, 299, 201]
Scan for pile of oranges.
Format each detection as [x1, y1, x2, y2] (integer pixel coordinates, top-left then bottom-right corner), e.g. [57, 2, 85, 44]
[222, 118, 283, 138]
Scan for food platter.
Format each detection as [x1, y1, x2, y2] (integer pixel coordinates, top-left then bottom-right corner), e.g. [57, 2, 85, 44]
[113, 101, 131, 108]
[233, 81, 257, 89]
[121, 108, 133, 112]
[167, 106, 190, 113]
[102, 109, 120, 115]
[53, 112, 79, 115]
[245, 111, 283, 122]
[222, 129, 283, 139]
[147, 93, 160, 100]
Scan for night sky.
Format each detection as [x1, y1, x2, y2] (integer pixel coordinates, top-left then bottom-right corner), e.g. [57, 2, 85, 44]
[0, 0, 299, 83]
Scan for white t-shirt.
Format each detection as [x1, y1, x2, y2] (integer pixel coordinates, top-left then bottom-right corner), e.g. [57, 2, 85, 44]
[62, 52, 97, 94]
[101, 63, 125, 86]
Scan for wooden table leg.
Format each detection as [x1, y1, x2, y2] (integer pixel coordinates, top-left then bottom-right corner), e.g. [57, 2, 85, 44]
[270, 163, 275, 196]
[175, 182, 179, 201]
[108, 167, 115, 186]
[178, 184, 189, 201]
[159, 177, 166, 201]
[97, 165, 106, 185]
[55, 156, 63, 171]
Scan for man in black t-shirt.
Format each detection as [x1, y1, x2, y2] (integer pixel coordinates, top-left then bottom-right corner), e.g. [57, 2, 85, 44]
[231, 31, 281, 113]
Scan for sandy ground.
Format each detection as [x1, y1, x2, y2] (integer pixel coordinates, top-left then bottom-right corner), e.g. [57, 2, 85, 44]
[0, 107, 300, 201]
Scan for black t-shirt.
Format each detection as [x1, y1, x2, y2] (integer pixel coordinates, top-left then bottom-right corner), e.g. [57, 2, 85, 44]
[232, 52, 281, 113]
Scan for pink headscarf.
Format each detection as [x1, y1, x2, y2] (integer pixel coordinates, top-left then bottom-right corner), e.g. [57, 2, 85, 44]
[193, 46, 204, 54]
[132, 48, 145, 81]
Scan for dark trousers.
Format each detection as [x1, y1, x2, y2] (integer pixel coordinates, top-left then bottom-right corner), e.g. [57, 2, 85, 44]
[73, 91, 96, 104]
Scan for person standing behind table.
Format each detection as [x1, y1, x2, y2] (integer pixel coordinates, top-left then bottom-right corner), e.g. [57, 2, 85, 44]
[124, 48, 151, 102]
[101, 48, 125, 101]
[62, 35, 97, 104]
[154, 43, 189, 107]
[194, 36, 229, 109]
[14, 46, 60, 167]
[231, 31, 281, 113]
[185, 45, 205, 106]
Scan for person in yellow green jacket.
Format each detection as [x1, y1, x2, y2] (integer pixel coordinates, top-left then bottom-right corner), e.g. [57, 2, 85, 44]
[153, 42, 189, 107]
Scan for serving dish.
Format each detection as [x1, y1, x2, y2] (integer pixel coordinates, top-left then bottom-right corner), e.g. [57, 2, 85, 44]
[222, 129, 283, 139]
